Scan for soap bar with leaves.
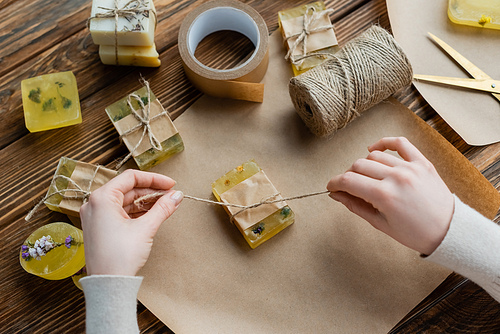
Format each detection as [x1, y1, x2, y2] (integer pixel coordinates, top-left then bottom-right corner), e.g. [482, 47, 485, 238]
[105, 86, 184, 170]
[448, 0, 500, 30]
[20, 222, 85, 280]
[278, 1, 339, 76]
[44, 157, 118, 217]
[212, 160, 295, 249]
[89, 0, 157, 46]
[21, 71, 82, 132]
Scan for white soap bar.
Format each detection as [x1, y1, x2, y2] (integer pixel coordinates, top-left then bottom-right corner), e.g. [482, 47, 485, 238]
[89, 0, 156, 46]
[99, 44, 161, 67]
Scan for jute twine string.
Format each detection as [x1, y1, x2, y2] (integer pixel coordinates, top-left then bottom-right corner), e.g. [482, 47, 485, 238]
[115, 79, 170, 170]
[288, 25, 413, 138]
[88, 0, 156, 65]
[25, 166, 101, 221]
[285, 7, 335, 65]
[134, 190, 330, 222]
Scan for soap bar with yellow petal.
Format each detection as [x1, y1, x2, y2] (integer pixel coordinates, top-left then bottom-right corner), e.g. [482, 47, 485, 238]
[21, 71, 82, 132]
[448, 0, 500, 30]
[212, 160, 295, 249]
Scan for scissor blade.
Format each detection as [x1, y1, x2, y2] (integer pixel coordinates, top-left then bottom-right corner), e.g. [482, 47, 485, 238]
[428, 32, 492, 80]
[414, 75, 500, 94]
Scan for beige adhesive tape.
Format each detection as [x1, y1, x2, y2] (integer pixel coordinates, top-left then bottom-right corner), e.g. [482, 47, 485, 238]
[178, 0, 269, 103]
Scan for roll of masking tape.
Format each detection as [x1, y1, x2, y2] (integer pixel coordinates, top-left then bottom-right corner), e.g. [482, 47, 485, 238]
[178, 0, 269, 103]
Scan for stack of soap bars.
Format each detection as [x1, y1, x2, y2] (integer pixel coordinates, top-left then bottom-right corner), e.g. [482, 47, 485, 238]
[89, 0, 160, 67]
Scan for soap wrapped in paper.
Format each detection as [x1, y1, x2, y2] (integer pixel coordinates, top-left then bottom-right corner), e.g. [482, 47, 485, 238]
[44, 157, 118, 217]
[105, 85, 184, 170]
[278, 1, 339, 76]
[212, 160, 295, 249]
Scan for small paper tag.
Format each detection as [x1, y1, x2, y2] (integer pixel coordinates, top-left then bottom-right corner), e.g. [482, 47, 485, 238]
[220, 170, 286, 231]
[281, 10, 338, 55]
[59, 161, 118, 217]
[113, 99, 178, 157]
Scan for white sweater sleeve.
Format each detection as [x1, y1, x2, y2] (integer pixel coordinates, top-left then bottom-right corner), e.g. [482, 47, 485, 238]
[425, 195, 500, 303]
[80, 275, 143, 334]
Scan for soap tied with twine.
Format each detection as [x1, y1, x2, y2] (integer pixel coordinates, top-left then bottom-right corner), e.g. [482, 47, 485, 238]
[282, 7, 337, 66]
[111, 80, 179, 170]
[288, 25, 413, 138]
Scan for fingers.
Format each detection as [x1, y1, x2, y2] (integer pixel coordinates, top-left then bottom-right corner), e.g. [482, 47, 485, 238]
[329, 191, 384, 227]
[368, 137, 427, 163]
[140, 190, 184, 231]
[104, 169, 176, 195]
[327, 171, 381, 205]
[349, 157, 393, 180]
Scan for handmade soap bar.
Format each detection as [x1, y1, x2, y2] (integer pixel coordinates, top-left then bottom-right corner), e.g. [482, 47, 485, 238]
[21, 71, 82, 132]
[20, 222, 85, 280]
[105, 86, 184, 170]
[448, 0, 500, 30]
[89, 0, 156, 46]
[212, 160, 295, 249]
[279, 1, 339, 76]
[44, 157, 118, 216]
[99, 44, 161, 67]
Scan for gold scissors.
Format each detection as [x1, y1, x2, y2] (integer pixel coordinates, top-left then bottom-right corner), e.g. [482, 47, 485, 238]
[413, 32, 500, 102]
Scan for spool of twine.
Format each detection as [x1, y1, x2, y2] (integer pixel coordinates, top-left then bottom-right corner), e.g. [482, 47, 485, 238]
[288, 25, 413, 138]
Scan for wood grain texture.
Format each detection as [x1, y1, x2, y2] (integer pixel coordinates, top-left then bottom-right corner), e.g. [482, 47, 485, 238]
[1, 0, 499, 332]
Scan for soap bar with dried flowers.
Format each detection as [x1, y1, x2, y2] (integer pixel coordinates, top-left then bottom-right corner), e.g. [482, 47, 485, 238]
[212, 160, 295, 249]
[89, 0, 157, 46]
[44, 157, 118, 217]
[278, 1, 339, 76]
[21, 71, 82, 132]
[99, 43, 160, 67]
[105, 86, 184, 170]
[20, 222, 85, 280]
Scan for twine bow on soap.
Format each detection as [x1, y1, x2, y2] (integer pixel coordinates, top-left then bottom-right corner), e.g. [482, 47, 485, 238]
[25, 166, 101, 222]
[115, 80, 170, 170]
[284, 7, 335, 65]
[88, 0, 157, 65]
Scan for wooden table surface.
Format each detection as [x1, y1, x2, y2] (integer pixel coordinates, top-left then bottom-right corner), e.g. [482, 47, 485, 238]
[1, 0, 500, 332]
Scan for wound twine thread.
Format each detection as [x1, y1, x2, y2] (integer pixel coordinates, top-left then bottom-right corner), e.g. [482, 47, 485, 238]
[288, 25, 413, 138]
[134, 190, 330, 222]
[25, 166, 101, 221]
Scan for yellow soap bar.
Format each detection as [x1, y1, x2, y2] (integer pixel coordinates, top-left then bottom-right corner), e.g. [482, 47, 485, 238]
[279, 1, 339, 76]
[212, 160, 295, 249]
[99, 44, 161, 67]
[21, 71, 82, 132]
[89, 0, 156, 46]
[448, 0, 500, 30]
[20, 222, 85, 280]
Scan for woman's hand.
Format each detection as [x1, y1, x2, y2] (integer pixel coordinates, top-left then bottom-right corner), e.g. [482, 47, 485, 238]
[80, 169, 183, 276]
[327, 137, 454, 255]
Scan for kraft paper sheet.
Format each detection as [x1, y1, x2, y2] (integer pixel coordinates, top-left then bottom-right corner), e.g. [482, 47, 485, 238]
[387, 0, 500, 146]
[138, 31, 500, 333]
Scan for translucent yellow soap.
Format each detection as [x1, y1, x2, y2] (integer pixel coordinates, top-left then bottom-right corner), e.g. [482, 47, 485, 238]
[20, 222, 85, 280]
[21, 71, 82, 132]
[105, 86, 184, 170]
[212, 160, 295, 249]
[99, 44, 161, 67]
[448, 0, 500, 30]
[279, 1, 339, 76]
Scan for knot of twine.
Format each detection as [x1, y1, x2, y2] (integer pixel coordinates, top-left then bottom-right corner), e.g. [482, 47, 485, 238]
[116, 79, 169, 170]
[288, 25, 413, 138]
[134, 190, 330, 223]
[284, 7, 335, 66]
[88, 0, 156, 65]
[25, 166, 101, 222]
